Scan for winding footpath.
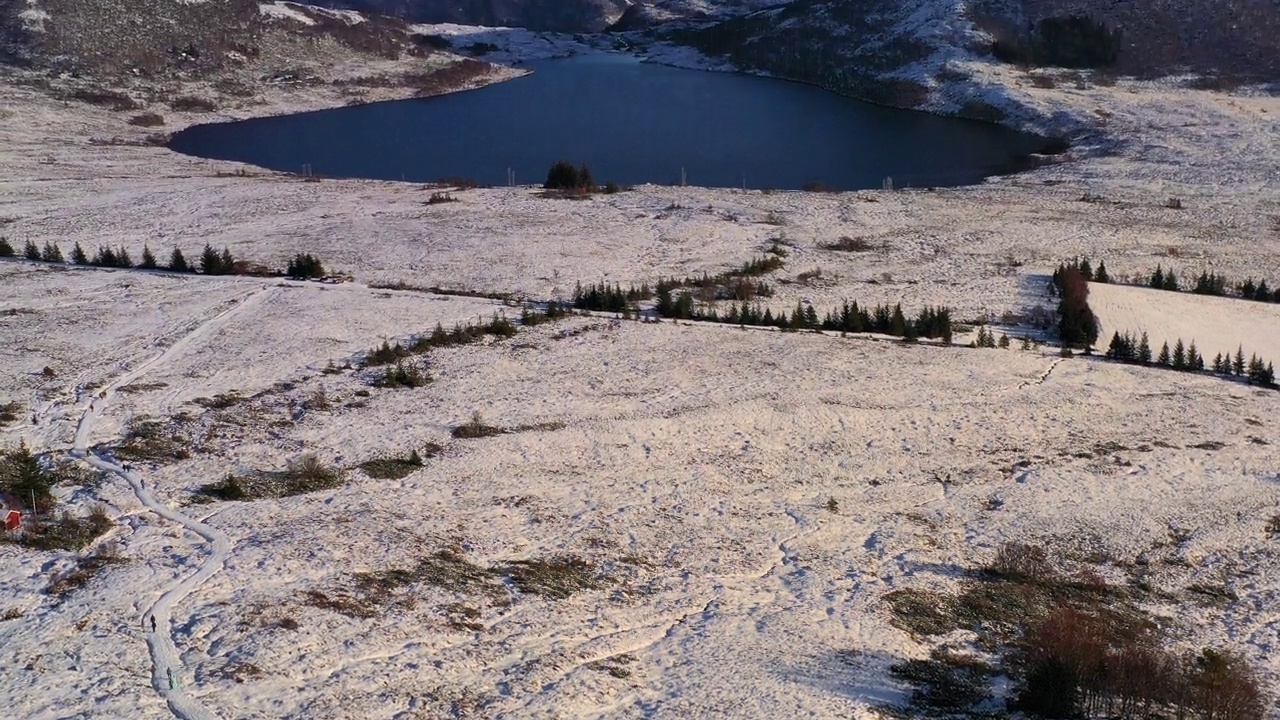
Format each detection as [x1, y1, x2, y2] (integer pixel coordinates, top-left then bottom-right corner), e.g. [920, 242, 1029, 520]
[67, 287, 270, 720]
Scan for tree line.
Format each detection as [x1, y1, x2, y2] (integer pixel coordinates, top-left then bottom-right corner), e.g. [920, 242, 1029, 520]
[1050, 259, 1100, 348]
[2, 238, 326, 280]
[1105, 331, 1275, 387]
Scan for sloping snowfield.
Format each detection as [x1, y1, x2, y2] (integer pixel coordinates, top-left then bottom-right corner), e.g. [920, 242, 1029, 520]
[3, 263, 1280, 719]
[1, 47, 1279, 720]
[1091, 281, 1280, 364]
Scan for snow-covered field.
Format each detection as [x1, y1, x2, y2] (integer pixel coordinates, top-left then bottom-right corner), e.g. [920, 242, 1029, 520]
[1, 32, 1279, 720]
[4, 262, 1280, 719]
[1091, 281, 1280, 365]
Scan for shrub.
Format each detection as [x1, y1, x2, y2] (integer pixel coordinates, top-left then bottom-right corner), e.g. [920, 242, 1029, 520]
[427, 191, 457, 204]
[359, 445, 439, 480]
[452, 411, 504, 439]
[46, 542, 125, 597]
[988, 542, 1053, 582]
[128, 113, 165, 127]
[168, 96, 217, 113]
[822, 236, 875, 252]
[286, 253, 325, 279]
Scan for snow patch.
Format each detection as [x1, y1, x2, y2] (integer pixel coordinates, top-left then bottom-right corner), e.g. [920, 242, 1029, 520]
[259, 1, 317, 26]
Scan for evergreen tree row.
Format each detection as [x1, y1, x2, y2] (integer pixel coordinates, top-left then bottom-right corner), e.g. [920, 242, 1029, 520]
[1105, 331, 1276, 387]
[571, 281, 653, 313]
[973, 326, 1011, 348]
[364, 303, 569, 368]
[5, 239, 331, 281]
[1150, 265, 1279, 303]
[650, 287, 953, 343]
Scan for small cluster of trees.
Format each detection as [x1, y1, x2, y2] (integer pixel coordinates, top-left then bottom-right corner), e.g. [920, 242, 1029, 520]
[544, 161, 595, 191]
[1105, 331, 1276, 387]
[571, 282, 654, 314]
[973, 326, 1010, 348]
[286, 253, 325, 280]
[1051, 261, 1100, 348]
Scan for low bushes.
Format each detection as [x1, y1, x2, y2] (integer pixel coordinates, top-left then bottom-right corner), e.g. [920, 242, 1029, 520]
[451, 411, 504, 439]
[198, 453, 344, 500]
[884, 542, 1269, 719]
[359, 445, 440, 480]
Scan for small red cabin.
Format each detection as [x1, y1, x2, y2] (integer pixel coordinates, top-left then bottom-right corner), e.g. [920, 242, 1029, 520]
[3, 510, 20, 532]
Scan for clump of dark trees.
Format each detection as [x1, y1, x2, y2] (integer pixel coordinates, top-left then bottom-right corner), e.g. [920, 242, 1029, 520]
[543, 161, 621, 194]
[5, 238, 329, 280]
[1050, 259, 1099, 348]
[992, 14, 1122, 68]
[1106, 332, 1276, 387]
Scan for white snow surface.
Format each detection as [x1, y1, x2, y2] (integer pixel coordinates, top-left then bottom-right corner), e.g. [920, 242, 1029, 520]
[1091, 281, 1280, 364]
[1, 38, 1279, 720]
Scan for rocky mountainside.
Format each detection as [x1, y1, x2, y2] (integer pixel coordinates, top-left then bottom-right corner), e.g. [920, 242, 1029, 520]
[297, 0, 631, 32]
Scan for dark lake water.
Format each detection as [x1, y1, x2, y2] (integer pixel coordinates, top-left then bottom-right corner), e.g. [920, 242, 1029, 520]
[169, 54, 1056, 190]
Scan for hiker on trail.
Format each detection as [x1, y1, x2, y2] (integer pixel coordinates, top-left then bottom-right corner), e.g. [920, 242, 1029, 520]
[151, 616, 157, 633]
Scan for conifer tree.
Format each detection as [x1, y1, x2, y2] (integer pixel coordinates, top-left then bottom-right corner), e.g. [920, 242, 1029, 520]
[1188, 341, 1203, 371]
[169, 247, 190, 273]
[140, 245, 157, 269]
[220, 247, 235, 274]
[71, 242, 89, 265]
[0, 237, 13, 257]
[1094, 260, 1109, 283]
[1137, 333, 1152, 365]
[1234, 346, 1246, 376]
[24, 240, 40, 260]
[115, 246, 133, 268]
[1079, 257, 1093, 281]
[200, 243, 220, 274]
[94, 245, 117, 267]
[1213, 352, 1224, 374]
[1158, 341, 1171, 366]
[1172, 339, 1186, 370]
[41, 242, 63, 262]
[1163, 270, 1178, 291]
[998, 333, 1010, 348]
[1150, 265, 1164, 289]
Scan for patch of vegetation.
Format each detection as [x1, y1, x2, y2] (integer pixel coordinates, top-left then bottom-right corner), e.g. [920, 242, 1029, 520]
[375, 361, 431, 389]
[890, 649, 995, 712]
[168, 95, 217, 113]
[452, 411, 505, 439]
[427, 191, 457, 204]
[822, 236, 876, 252]
[358, 445, 441, 480]
[46, 541, 125, 597]
[193, 393, 244, 409]
[504, 556, 604, 599]
[884, 542, 1268, 718]
[0, 402, 22, 426]
[197, 453, 344, 501]
[0, 237, 13, 257]
[127, 113, 165, 127]
[113, 417, 191, 463]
